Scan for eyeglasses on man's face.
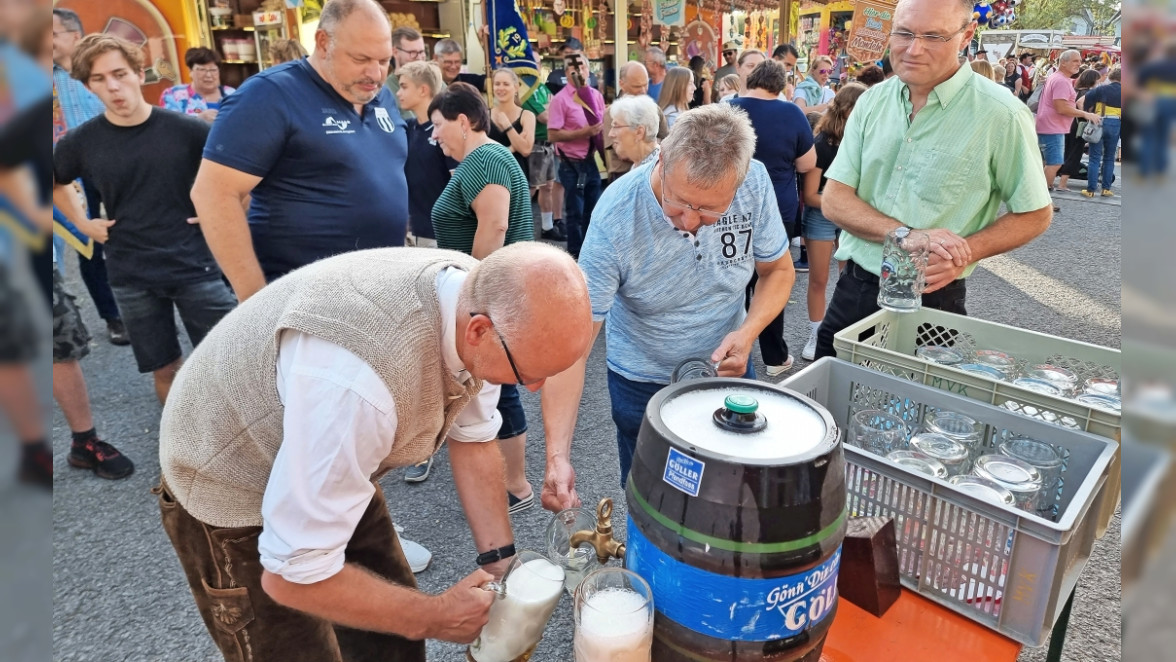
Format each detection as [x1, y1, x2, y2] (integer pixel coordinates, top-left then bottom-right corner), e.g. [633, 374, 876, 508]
[471, 313, 531, 387]
[397, 46, 427, 59]
[192, 66, 220, 75]
[889, 23, 971, 46]
[660, 168, 733, 222]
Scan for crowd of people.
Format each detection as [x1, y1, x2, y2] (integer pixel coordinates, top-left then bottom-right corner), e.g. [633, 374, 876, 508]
[0, 0, 1137, 657]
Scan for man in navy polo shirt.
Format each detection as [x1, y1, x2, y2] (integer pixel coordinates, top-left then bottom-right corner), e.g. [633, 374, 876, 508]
[192, 0, 407, 302]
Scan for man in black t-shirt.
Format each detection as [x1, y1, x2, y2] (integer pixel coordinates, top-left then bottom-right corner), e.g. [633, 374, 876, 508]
[51, 34, 236, 405]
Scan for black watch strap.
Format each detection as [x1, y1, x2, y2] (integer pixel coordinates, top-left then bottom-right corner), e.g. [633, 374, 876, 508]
[476, 543, 517, 566]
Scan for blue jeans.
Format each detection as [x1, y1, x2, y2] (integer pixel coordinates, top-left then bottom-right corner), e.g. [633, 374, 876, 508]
[1086, 117, 1121, 192]
[1140, 98, 1176, 177]
[607, 361, 757, 488]
[557, 158, 602, 259]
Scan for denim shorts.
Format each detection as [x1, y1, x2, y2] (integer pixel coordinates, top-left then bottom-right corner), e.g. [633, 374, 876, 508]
[496, 383, 528, 438]
[111, 278, 236, 373]
[802, 206, 840, 242]
[1038, 133, 1065, 166]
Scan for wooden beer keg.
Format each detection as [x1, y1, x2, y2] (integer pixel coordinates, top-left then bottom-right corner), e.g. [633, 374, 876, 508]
[624, 379, 846, 661]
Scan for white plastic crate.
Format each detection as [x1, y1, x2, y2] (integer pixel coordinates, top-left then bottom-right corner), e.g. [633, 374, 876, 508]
[832, 307, 1121, 539]
[781, 359, 1117, 647]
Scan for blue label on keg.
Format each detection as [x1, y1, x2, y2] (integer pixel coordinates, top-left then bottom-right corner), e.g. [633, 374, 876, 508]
[625, 519, 842, 642]
[663, 447, 705, 497]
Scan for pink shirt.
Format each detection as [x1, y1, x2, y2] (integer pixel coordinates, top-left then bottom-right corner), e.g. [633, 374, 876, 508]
[1035, 71, 1077, 135]
[548, 85, 603, 160]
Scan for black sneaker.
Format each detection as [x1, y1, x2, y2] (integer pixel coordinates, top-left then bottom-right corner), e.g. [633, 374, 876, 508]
[554, 220, 568, 240]
[541, 227, 566, 242]
[107, 319, 131, 346]
[19, 445, 53, 489]
[68, 437, 134, 480]
[793, 258, 810, 273]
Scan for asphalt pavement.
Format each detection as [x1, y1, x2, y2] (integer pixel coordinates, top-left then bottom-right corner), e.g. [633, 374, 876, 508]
[39, 178, 1121, 661]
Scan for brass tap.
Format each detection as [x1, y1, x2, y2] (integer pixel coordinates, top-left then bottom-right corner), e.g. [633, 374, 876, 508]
[569, 498, 626, 565]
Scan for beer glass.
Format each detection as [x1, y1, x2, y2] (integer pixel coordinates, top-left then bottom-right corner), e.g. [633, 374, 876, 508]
[972, 454, 1044, 513]
[546, 507, 602, 595]
[849, 409, 908, 457]
[468, 550, 565, 662]
[922, 410, 983, 466]
[574, 568, 654, 662]
[878, 227, 930, 312]
[998, 437, 1063, 517]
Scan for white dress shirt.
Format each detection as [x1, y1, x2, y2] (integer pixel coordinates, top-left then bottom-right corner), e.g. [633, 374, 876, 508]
[258, 267, 502, 584]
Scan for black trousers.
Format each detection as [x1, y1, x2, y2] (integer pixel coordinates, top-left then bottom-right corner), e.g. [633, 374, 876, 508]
[746, 271, 789, 366]
[814, 260, 968, 360]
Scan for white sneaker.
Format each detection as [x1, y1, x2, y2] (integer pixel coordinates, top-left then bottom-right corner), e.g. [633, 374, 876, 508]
[791, 237, 802, 247]
[764, 355, 795, 377]
[802, 328, 819, 361]
[394, 523, 432, 573]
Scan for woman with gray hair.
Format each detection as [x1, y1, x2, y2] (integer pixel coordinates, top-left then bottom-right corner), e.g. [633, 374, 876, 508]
[607, 94, 661, 172]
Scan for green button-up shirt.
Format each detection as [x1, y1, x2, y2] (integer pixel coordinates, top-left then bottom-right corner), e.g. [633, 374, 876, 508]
[826, 63, 1051, 278]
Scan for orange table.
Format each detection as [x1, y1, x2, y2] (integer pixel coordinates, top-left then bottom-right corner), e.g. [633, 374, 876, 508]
[821, 590, 1023, 662]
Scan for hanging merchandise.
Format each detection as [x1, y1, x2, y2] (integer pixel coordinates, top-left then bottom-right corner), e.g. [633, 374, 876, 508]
[553, 0, 566, 17]
[973, 1, 991, 26]
[638, 0, 653, 50]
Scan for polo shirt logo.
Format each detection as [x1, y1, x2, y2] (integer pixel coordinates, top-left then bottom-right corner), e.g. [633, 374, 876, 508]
[322, 116, 354, 134]
[374, 107, 395, 133]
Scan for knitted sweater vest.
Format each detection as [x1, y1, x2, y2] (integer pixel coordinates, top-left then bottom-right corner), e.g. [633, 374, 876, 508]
[159, 248, 482, 528]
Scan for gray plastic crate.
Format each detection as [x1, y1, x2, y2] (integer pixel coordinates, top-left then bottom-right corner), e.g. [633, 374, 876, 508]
[832, 307, 1121, 539]
[781, 359, 1117, 647]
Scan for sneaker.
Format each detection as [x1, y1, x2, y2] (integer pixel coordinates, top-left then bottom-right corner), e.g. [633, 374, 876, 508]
[791, 237, 802, 248]
[394, 524, 432, 573]
[793, 258, 809, 273]
[1101, 190, 1115, 198]
[540, 227, 565, 241]
[107, 319, 131, 346]
[19, 445, 53, 489]
[67, 437, 134, 480]
[1080, 190, 1095, 198]
[801, 329, 819, 362]
[404, 457, 432, 483]
[764, 355, 795, 377]
[553, 220, 568, 241]
[507, 488, 535, 515]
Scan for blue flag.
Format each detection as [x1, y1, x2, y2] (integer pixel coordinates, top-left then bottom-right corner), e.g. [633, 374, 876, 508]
[488, 0, 541, 102]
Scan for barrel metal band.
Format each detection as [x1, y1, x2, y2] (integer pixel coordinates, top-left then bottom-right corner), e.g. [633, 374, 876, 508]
[630, 487, 847, 554]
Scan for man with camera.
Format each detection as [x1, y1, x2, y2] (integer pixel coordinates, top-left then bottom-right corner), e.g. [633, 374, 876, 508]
[547, 49, 605, 260]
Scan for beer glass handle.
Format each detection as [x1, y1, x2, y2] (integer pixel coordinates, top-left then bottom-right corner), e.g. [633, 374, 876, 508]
[481, 581, 507, 599]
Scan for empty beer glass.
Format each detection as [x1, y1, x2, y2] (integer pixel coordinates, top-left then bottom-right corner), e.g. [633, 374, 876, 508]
[574, 568, 654, 662]
[546, 508, 602, 596]
[468, 550, 566, 662]
[998, 437, 1063, 517]
[849, 409, 908, 457]
[878, 226, 930, 312]
[922, 410, 983, 463]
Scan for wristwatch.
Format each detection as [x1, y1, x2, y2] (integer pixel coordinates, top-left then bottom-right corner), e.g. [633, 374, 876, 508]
[476, 543, 517, 566]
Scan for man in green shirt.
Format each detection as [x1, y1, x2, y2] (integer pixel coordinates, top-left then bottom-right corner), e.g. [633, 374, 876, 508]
[814, 0, 1053, 359]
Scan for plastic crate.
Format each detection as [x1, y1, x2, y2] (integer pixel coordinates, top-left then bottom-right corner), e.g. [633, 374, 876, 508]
[781, 359, 1117, 647]
[832, 307, 1121, 539]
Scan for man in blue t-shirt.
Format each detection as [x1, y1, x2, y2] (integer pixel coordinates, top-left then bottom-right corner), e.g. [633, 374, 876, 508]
[537, 104, 797, 508]
[192, 0, 408, 301]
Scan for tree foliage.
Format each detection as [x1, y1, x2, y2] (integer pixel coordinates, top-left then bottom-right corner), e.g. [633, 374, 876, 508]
[1013, 0, 1119, 33]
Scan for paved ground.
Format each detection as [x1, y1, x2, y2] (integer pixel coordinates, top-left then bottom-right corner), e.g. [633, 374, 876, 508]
[30, 176, 1121, 661]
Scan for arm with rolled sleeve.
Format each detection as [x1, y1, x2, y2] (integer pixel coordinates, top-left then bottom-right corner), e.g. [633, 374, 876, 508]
[258, 332, 496, 642]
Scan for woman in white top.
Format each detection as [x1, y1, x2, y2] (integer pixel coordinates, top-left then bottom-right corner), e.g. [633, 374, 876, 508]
[658, 67, 696, 128]
[793, 55, 837, 113]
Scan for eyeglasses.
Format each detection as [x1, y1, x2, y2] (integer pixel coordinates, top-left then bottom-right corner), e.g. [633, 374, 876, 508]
[52, 31, 79, 37]
[660, 167, 733, 221]
[397, 46, 427, 58]
[191, 66, 219, 74]
[471, 312, 527, 386]
[889, 23, 971, 46]
[817, 68, 832, 74]
[611, 123, 632, 130]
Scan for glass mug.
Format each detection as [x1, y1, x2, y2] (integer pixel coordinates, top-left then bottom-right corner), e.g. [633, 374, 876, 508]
[468, 550, 566, 662]
[849, 409, 908, 457]
[878, 226, 930, 312]
[546, 507, 602, 596]
[574, 568, 654, 662]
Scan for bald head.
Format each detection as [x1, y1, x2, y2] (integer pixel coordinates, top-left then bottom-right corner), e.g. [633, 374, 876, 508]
[619, 61, 650, 97]
[460, 243, 593, 387]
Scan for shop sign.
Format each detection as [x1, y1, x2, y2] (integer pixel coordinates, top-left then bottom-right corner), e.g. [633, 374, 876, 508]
[653, 0, 686, 27]
[846, 0, 895, 63]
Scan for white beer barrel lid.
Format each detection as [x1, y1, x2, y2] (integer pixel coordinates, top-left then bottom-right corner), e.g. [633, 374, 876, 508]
[658, 385, 829, 463]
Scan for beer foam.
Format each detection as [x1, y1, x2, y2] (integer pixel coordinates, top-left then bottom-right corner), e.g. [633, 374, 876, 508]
[659, 386, 828, 461]
[578, 588, 650, 639]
